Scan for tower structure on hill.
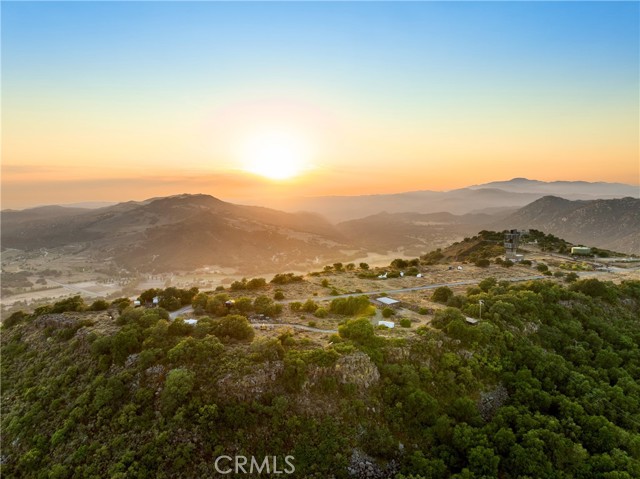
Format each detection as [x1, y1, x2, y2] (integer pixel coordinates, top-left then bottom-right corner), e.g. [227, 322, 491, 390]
[504, 229, 521, 260]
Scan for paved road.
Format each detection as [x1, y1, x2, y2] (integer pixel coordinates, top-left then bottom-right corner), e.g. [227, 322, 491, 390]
[286, 275, 550, 303]
[47, 280, 102, 298]
[252, 323, 338, 334]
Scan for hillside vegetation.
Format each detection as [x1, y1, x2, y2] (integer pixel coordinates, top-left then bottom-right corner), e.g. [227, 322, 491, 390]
[2, 276, 640, 478]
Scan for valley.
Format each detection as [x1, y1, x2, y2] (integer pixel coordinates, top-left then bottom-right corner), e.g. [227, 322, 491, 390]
[2, 179, 639, 319]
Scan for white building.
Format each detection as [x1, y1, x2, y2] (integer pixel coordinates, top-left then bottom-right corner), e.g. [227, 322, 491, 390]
[376, 297, 400, 307]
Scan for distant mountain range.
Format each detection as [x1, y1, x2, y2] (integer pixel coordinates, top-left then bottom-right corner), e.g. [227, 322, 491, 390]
[468, 177, 638, 196]
[2, 179, 638, 274]
[266, 178, 638, 221]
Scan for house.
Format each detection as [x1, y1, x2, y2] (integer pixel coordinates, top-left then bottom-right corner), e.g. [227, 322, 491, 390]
[571, 247, 592, 255]
[133, 300, 141, 307]
[184, 319, 198, 325]
[152, 296, 160, 305]
[465, 317, 479, 325]
[378, 320, 395, 329]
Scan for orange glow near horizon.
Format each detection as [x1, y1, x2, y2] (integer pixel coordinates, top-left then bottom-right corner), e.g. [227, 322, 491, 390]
[2, 2, 638, 210]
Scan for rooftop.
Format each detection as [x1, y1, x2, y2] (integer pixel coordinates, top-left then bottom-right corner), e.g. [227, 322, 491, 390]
[376, 297, 400, 306]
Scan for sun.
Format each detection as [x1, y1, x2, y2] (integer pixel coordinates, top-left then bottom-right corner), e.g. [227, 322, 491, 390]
[240, 129, 310, 180]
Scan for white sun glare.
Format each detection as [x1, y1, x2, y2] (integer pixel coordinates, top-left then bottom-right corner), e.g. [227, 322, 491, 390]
[241, 129, 310, 180]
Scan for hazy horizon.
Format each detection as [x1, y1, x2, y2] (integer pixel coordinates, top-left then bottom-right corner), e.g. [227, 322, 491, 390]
[2, 175, 639, 212]
[2, 2, 639, 210]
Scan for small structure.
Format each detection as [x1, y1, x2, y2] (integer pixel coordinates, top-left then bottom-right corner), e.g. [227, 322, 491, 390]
[378, 320, 395, 329]
[504, 229, 521, 260]
[133, 300, 141, 307]
[375, 297, 400, 307]
[225, 300, 235, 309]
[571, 246, 592, 255]
[152, 296, 160, 305]
[184, 319, 198, 325]
[457, 266, 463, 271]
[377, 272, 388, 279]
[465, 317, 479, 325]
[416, 273, 422, 278]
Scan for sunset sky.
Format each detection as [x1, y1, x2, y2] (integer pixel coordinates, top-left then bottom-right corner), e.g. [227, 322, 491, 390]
[2, 1, 639, 209]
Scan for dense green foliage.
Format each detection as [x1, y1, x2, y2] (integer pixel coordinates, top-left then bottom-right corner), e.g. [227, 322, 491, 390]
[229, 277, 268, 291]
[2, 279, 640, 478]
[271, 273, 305, 285]
[137, 286, 199, 312]
[432, 286, 454, 304]
[330, 295, 371, 316]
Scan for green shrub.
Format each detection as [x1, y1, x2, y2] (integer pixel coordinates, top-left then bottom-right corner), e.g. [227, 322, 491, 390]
[565, 272, 579, 283]
[250, 337, 285, 362]
[3, 311, 28, 328]
[271, 273, 304, 285]
[432, 286, 454, 303]
[382, 307, 395, 318]
[338, 317, 375, 344]
[302, 299, 318, 313]
[478, 277, 497, 292]
[161, 369, 195, 415]
[89, 299, 110, 311]
[214, 315, 254, 342]
[330, 296, 370, 316]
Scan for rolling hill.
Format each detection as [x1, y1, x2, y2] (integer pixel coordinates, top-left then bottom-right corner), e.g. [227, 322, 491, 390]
[1, 194, 353, 273]
[498, 196, 640, 254]
[336, 211, 499, 255]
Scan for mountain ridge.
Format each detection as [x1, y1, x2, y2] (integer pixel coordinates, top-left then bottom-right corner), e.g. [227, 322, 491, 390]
[1, 194, 353, 273]
[263, 178, 638, 221]
[498, 195, 640, 254]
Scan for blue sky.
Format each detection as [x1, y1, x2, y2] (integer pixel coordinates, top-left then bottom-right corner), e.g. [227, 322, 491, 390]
[2, 1, 638, 207]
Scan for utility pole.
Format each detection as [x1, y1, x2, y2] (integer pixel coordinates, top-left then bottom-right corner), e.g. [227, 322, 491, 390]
[479, 300, 484, 320]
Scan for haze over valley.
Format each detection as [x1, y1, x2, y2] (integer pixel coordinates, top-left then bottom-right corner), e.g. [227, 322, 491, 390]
[2, 178, 639, 315]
